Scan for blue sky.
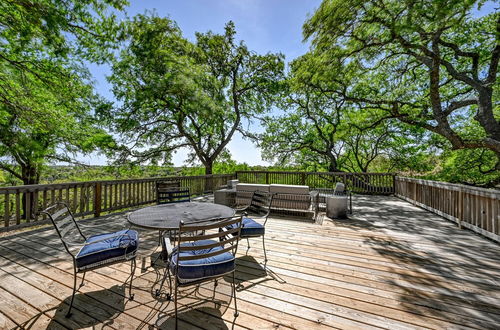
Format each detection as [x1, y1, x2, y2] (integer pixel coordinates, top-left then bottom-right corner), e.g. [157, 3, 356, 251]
[86, 0, 323, 166]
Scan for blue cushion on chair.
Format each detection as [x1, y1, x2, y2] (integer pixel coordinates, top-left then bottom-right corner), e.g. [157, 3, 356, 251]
[76, 229, 138, 269]
[170, 239, 235, 283]
[227, 217, 265, 237]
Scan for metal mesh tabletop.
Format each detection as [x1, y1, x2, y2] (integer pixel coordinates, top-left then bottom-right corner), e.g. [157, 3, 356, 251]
[127, 202, 235, 230]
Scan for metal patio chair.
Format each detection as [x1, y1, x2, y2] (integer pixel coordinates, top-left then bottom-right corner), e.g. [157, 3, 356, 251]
[41, 202, 139, 318]
[155, 182, 191, 244]
[156, 181, 190, 204]
[159, 216, 243, 329]
[230, 191, 274, 267]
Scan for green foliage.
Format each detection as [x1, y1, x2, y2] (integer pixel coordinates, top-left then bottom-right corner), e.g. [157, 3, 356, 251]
[259, 54, 429, 173]
[300, 0, 499, 185]
[420, 148, 499, 185]
[0, 0, 126, 184]
[105, 15, 284, 174]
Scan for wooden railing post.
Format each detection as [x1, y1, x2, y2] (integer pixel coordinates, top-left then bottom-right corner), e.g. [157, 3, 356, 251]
[457, 188, 463, 229]
[4, 192, 9, 227]
[94, 182, 102, 218]
[392, 174, 397, 194]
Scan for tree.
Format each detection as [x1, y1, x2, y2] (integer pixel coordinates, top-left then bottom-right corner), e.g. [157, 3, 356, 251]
[0, 67, 111, 185]
[106, 16, 284, 174]
[259, 55, 423, 173]
[259, 86, 347, 172]
[303, 0, 499, 182]
[0, 0, 125, 185]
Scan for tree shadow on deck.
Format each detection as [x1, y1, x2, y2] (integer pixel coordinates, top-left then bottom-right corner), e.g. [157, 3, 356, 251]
[325, 195, 500, 328]
[360, 221, 500, 328]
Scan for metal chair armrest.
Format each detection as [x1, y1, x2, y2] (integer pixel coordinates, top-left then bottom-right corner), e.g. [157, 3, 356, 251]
[234, 206, 249, 214]
[163, 236, 174, 258]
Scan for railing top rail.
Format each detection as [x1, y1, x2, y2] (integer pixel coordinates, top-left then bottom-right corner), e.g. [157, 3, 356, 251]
[236, 170, 396, 175]
[395, 176, 500, 197]
[0, 173, 235, 193]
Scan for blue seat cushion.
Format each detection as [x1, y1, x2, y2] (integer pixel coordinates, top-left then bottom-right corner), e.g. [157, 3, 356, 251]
[227, 217, 265, 237]
[170, 239, 235, 282]
[76, 229, 138, 269]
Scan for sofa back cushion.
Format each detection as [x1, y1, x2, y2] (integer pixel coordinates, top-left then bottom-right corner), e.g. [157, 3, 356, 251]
[269, 184, 309, 194]
[236, 183, 270, 206]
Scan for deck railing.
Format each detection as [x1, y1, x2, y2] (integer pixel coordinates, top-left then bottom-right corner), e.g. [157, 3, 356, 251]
[3, 170, 498, 242]
[235, 170, 395, 194]
[395, 176, 500, 242]
[0, 174, 235, 229]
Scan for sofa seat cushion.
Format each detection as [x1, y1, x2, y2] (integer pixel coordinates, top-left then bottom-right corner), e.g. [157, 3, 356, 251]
[76, 229, 138, 269]
[170, 239, 235, 283]
[227, 217, 265, 237]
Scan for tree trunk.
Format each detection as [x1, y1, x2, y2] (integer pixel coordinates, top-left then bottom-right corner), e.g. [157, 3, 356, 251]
[327, 154, 339, 172]
[204, 160, 214, 193]
[205, 161, 213, 175]
[477, 88, 500, 152]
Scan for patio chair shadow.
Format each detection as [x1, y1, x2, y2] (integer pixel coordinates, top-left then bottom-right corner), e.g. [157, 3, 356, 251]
[46, 284, 127, 329]
[155, 281, 233, 329]
[228, 255, 286, 291]
[156, 306, 229, 329]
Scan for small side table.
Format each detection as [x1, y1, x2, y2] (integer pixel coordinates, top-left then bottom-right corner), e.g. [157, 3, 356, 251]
[326, 195, 349, 219]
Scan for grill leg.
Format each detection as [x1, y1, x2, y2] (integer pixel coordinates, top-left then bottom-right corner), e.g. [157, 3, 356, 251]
[66, 264, 77, 318]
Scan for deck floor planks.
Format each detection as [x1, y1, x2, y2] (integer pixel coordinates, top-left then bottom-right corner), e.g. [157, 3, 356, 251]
[0, 195, 499, 329]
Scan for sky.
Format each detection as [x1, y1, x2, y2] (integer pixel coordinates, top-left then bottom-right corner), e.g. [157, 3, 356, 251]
[85, 0, 323, 166]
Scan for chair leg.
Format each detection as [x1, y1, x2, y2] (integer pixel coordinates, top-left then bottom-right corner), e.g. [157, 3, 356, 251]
[167, 267, 173, 301]
[66, 265, 78, 318]
[232, 271, 239, 318]
[156, 265, 172, 300]
[212, 279, 218, 301]
[129, 258, 136, 300]
[246, 238, 250, 255]
[262, 235, 268, 267]
[79, 271, 86, 288]
[174, 280, 178, 329]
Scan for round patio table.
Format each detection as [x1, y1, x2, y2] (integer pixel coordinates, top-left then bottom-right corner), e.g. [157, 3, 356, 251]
[127, 202, 235, 230]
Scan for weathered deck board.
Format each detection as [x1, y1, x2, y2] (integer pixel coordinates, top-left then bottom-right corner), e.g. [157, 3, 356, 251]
[0, 195, 499, 329]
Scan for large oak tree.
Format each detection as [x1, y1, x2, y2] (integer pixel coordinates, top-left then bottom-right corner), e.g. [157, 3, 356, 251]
[302, 0, 499, 182]
[107, 16, 284, 174]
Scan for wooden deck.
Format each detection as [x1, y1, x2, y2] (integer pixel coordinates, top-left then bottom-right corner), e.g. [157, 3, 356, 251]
[0, 195, 500, 329]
